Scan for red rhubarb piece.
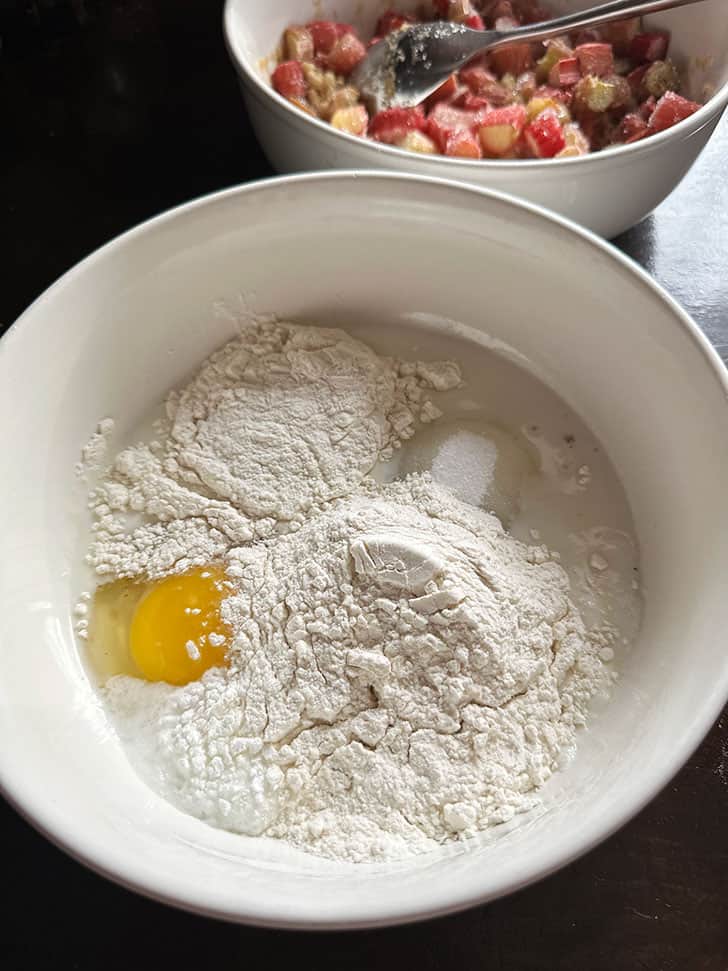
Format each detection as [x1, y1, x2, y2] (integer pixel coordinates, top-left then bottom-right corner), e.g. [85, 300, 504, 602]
[306, 20, 351, 55]
[489, 41, 534, 76]
[324, 32, 366, 75]
[445, 128, 483, 157]
[620, 112, 649, 142]
[369, 106, 426, 143]
[523, 108, 565, 157]
[478, 103, 527, 156]
[600, 17, 641, 56]
[630, 30, 670, 63]
[271, 61, 306, 100]
[375, 10, 416, 35]
[648, 91, 701, 132]
[549, 56, 581, 88]
[575, 42, 614, 78]
[424, 74, 460, 108]
[627, 64, 648, 95]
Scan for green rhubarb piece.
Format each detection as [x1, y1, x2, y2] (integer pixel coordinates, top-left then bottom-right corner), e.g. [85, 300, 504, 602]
[536, 39, 572, 82]
[644, 59, 681, 98]
[575, 75, 616, 112]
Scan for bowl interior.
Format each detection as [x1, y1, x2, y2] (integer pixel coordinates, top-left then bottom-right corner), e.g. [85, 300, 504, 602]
[228, 0, 728, 116]
[1, 174, 728, 928]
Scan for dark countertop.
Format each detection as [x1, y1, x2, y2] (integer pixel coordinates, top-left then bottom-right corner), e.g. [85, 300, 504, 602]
[1, 3, 726, 967]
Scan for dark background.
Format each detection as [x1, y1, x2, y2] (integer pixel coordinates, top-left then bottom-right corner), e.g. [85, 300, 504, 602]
[1, 2, 727, 967]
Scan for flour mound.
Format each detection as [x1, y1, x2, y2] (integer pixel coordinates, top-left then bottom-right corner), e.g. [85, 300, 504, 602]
[106, 477, 609, 863]
[87, 322, 460, 580]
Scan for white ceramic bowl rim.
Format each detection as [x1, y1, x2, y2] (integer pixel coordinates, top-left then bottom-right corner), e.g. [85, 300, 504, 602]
[2, 172, 728, 929]
[222, 1, 728, 172]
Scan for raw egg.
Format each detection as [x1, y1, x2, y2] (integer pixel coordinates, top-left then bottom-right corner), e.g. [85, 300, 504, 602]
[87, 567, 231, 687]
[129, 568, 230, 686]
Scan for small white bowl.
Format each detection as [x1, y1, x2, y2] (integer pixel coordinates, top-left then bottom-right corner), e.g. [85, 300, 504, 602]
[1, 173, 728, 928]
[224, 0, 728, 238]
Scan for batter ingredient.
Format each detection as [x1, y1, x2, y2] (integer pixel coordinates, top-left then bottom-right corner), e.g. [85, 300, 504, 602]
[105, 476, 610, 862]
[86, 321, 460, 580]
[128, 568, 231, 686]
[82, 318, 639, 864]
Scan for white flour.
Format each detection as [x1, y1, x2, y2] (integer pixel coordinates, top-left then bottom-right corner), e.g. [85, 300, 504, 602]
[87, 321, 459, 580]
[88, 320, 616, 863]
[106, 476, 610, 862]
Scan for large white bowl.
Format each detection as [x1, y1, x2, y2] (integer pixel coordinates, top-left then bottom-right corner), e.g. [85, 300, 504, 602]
[1, 173, 728, 929]
[224, 0, 728, 238]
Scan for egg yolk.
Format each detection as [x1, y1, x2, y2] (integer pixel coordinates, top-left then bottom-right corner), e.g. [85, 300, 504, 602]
[129, 568, 230, 686]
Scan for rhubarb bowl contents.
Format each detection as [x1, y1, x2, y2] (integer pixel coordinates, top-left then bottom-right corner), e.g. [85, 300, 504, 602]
[270, 1, 702, 159]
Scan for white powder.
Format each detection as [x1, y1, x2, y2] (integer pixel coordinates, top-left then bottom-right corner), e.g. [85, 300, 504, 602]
[104, 475, 610, 862]
[90, 321, 613, 864]
[87, 321, 459, 580]
[75, 418, 115, 479]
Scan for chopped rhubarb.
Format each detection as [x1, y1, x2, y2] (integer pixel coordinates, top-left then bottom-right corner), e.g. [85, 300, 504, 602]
[284, 26, 314, 62]
[455, 92, 491, 110]
[536, 39, 573, 83]
[306, 20, 350, 55]
[578, 112, 612, 151]
[324, 32, 367, 75]
[369, 106, 426, 143]
[549, 56, 581, 88]
[445, 128, 483, 157]
[648, 91, 700, 132]
[485, 0, 518, 18]
[620, 112, 649, 142]
[273, 1, 700, 160]
[375, 10, 415, 35]
[557, 121, 590, 156]
[600, 17, 641, 56]
[528, 92, 570, 123]
[272, 61, 306, 100]
[460, 64, 496, 94]
[575, 42, 614, 78]
[478, 104, 527, 156]
[644, 59, 681, 98]
[489, 42, 534, 77]
[516, 70, 538, 101]
[639, 95, 657, 120]
[424, 74, 460, 109]
[490, 1, 516, 20]
[630, 30, 670, 64]
[459, 64, 511, 103]
[435, 0, 473, 21]
[573, 28, 602, 46]
[627, 64, 649, 95]
[426, 102, 483, 150]
[573, 75, 617, 113]
[605, 75, 631, 109]
[330, 104, 368, 135]
[625, 128, 648, 144]
[523, 108, 566, 157]
[397, 130, 438, 153]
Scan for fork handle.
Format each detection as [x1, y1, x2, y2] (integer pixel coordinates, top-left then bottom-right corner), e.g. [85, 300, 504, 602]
[490, 0, 708, 51]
